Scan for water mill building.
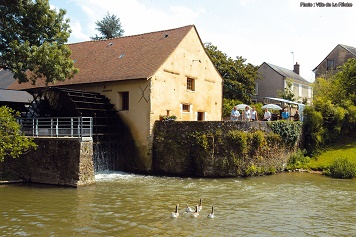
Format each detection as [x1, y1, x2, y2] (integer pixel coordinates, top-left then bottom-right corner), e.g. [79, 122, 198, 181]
[7, 25, 223, 173]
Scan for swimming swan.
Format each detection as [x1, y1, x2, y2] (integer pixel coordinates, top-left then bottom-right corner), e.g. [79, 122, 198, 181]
[190, 205, 199, 218]
[197, 198, 203, 212]
[207, 206, 214, 219]
[171, 204, 179, 218]
[185, 204, 194, 213]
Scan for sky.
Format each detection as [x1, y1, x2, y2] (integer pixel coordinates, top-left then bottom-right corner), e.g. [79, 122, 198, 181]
[49, 0, 356, 82]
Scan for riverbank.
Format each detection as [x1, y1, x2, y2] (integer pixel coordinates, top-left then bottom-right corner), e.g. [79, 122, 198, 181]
[306, 134, 356, 172]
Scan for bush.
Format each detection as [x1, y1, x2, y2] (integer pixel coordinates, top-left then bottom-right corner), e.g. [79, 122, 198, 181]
[226, 130, 248, 154]
[287, 149, 310, 170]
[314, 100, 346, 143]
[302, 106, 324, 156]
[267, 120, 302, 147]
[326, 157, 356, 179]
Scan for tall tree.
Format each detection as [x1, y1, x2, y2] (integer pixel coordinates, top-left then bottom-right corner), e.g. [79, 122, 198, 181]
[0, 0, 78, 85]
[335, 58, 356, 105]
[91, 12, 124, 40]
[204, 43, 259, 103]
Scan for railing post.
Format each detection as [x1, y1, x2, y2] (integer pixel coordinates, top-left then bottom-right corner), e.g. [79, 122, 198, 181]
[90, 117, 93, 137]
[55, 118, 58, 137]
[32, 118, 35, 137]
[77, 117, 81, 137]
[20, 116, 92, 139]
[80, 116, 83, 138]
[50, 118, 53, 137]
[35, 118, 38, 137]
[71, 117, 73, 137]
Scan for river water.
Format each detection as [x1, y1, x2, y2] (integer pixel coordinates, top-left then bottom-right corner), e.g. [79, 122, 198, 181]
[1, 172, 355, 236]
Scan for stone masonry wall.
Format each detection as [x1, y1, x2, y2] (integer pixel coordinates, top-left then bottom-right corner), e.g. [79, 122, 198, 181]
[2, 138, 95, 187]
[152, 121, 301, 177]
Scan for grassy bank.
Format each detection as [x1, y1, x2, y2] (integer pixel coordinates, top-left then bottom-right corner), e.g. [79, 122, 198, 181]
[306, 135, 356, 177]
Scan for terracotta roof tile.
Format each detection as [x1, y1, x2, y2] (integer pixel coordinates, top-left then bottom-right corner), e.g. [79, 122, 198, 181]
[9, 25, 195, 90]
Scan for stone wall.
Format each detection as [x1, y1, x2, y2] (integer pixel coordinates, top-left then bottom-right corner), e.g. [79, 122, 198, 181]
[1, 138, 95, 187]
[152, 121, 301, 177]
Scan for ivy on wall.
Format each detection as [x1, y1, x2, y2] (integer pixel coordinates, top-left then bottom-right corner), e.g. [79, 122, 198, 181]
[267, 121, 302, 147]
[152, 121, 302, 177]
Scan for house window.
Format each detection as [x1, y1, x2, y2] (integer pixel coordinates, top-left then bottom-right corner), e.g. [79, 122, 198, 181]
[197, 112, 205, 121]
[327, 59, 336, 70]
[187, 78, 195, 91]
[182, 104, 190, 112]
[118, 91, 129, 110]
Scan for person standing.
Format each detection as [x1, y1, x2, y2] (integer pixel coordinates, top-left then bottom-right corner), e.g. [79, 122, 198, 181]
[263, 108, 271, 121]
[242, 106, 251, 121]
[250, 106, 258, 121]
[294, 110, 300, 121]
[230, 106, 240, 121]
[281, 108, 290, 120]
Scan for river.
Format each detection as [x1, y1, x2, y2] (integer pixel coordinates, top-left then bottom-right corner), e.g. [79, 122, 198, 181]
[1, 172, 355, 236]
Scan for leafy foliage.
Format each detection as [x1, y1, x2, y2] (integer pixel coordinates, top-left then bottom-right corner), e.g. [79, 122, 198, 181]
[0, 0, 78, 84]
[277, 79, 295, 101]
[91, 12, 124, 40]
[326, 158, 356, 179]
[302, 106, 324, 155]
[226, 130, 248, 154]
[335, 58, 356, 105]
[287, 149, 310, 170]
[222, 98, 243, 117]
[204, 43, 259, 103]
[0, 106, 37, 162]
[303, 58, 356, 156]
[267, 120, 302, 147]
[314, 99, 346, 143]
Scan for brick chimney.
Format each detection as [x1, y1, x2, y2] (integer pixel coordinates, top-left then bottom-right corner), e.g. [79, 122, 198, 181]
[293, 62, 300, 75]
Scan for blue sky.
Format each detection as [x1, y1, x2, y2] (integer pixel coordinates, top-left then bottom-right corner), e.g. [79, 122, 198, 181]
[49, 0, 356, 81]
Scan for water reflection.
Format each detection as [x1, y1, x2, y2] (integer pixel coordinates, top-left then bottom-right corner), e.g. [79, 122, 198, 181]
[1, 172, 356, 236]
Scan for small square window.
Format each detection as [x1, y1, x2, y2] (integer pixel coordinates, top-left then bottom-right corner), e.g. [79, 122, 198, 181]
[182, 104, 190, 112]
[187, 78, 195, 91]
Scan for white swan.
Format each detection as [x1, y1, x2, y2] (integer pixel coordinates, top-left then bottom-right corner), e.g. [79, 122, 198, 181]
[190, 205, 199, 218]
[207, 206, 214, 219]
[171, 204, 179, 218]
[197, 198, 203, 212]
[185, 204, 194, 213]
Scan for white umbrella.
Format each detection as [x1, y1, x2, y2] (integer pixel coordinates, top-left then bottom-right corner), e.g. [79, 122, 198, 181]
[261, 104, 282, 110]
[235, 104, 251, 110]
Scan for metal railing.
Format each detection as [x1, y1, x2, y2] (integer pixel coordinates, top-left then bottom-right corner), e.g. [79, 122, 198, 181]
[18, 117, 93, 139]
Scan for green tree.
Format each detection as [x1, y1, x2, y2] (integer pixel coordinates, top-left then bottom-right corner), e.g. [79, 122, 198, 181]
[313, 77, 340, 104]
[335, 58, 356, 105]
[91, 12, 124, 40]
[0, 0, 78, 85]
[277, 79, 295, 101]
[0, 106, 37, 162]
[204, 43, 259, 103]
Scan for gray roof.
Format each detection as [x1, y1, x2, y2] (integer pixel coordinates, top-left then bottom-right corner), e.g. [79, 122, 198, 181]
[0, 69, 17, 89]
[263, 62, 310, 84]
[0, 88, 33, 103]
[313, 44, 356, 71]
[340, 44, 356, 57]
